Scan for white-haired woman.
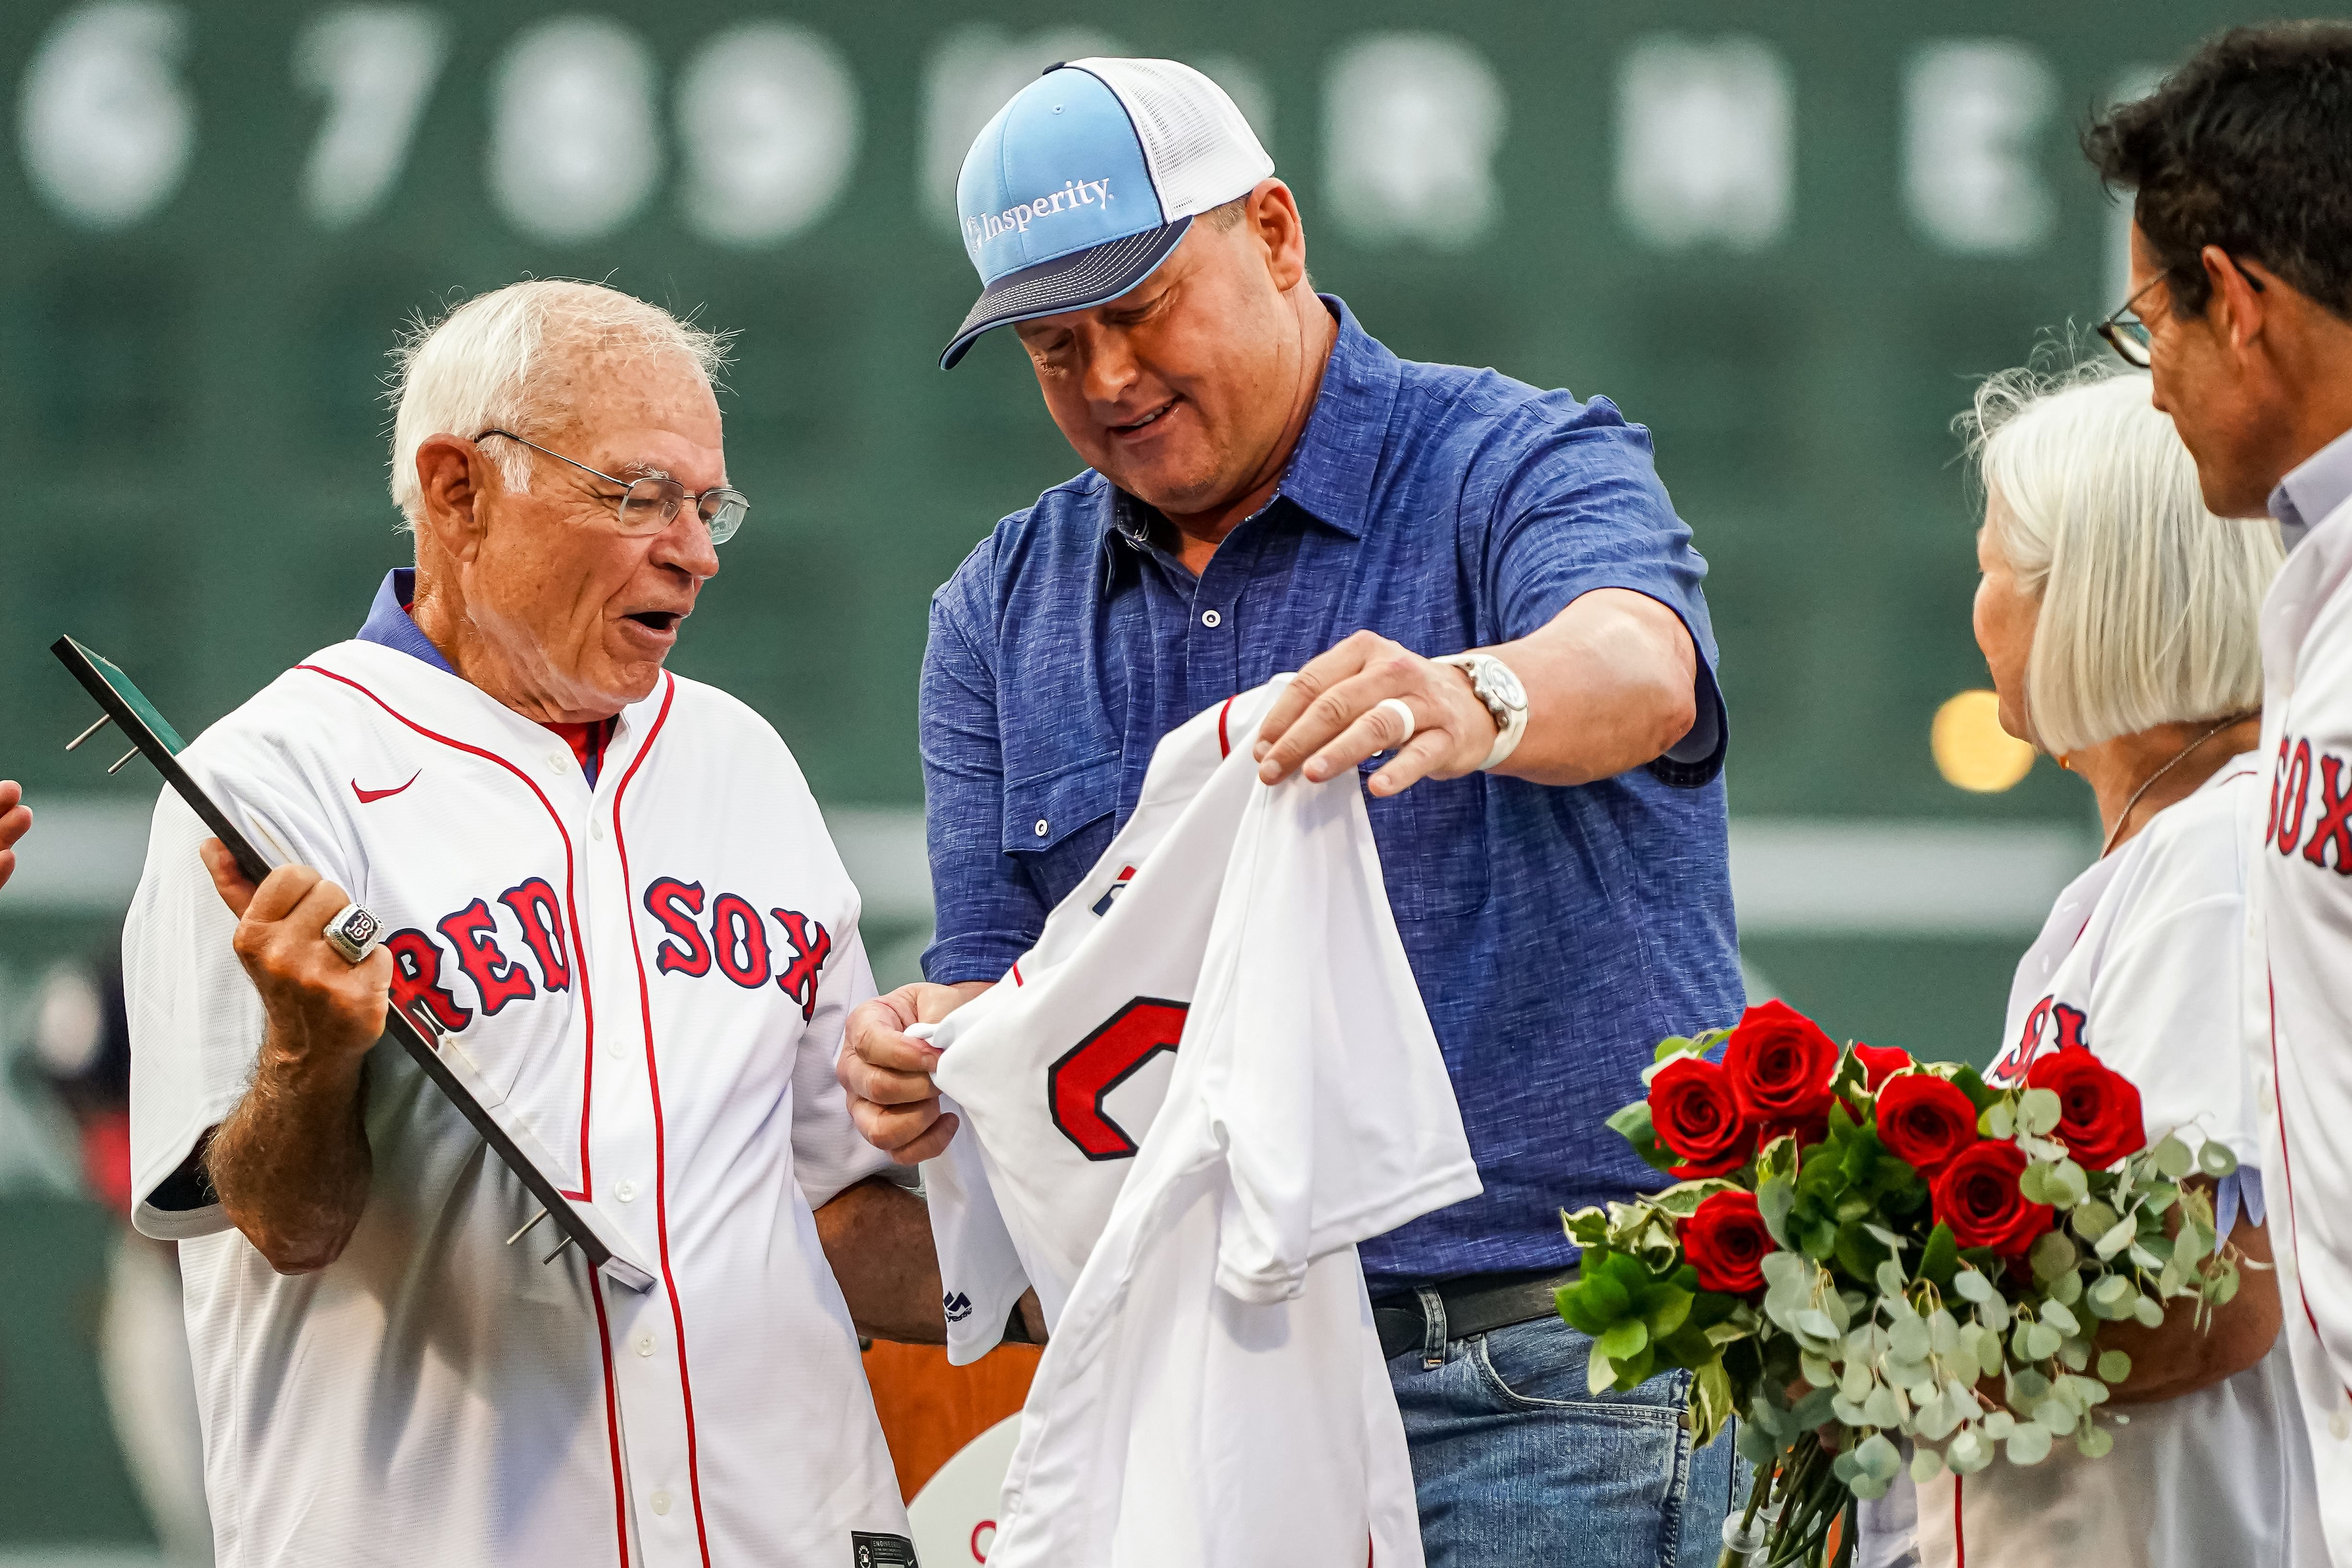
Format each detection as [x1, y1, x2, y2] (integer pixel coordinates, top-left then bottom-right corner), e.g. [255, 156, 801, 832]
[1863, 366, 2322, 1568]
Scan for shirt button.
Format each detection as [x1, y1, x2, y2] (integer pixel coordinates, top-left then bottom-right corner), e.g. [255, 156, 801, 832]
[2332, 1409, 2351, 1442]
[591, 818, 607, 842]
[650, 1489, 672, 1516]
[549, 750, 571, 775]
[1034, 818, 1049, 838]
[636, 1332, 657, 1357]
[1201, 608, 1222, 628]
[614, 1179, 636, 1202]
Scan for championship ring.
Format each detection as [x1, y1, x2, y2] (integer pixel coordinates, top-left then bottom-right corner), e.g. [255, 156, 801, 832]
[322, 902, 383, 965]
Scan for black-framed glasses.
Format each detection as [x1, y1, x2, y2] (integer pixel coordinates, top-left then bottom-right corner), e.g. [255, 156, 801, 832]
[2095, 254, 2267, 370]
[475, 430, 749, 545]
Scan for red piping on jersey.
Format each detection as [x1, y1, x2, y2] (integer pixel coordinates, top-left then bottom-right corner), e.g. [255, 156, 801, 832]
[1217, 695, 1237, 759]
[297, 664, 601, 1201]
[2266, 969, 2347, 1396]
[608, 675, 715, 1567]
[589, 1281, 632, 1567]
[1953, 1473, 1965, 1567]
[1011, 959, 1024, 988]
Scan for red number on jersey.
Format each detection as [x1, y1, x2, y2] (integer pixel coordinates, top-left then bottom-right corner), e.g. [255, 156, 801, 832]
[1048, 998, 1189, 1160]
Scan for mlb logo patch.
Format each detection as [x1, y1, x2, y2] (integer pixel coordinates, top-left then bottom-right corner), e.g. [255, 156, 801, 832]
[1090, 865, 1137, 917]
[852, 1531, 919, 1567]
[942, 1291, 974, 1323]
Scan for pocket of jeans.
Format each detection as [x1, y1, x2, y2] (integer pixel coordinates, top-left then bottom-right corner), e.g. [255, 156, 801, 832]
[1474, 1318, 1687, 1415]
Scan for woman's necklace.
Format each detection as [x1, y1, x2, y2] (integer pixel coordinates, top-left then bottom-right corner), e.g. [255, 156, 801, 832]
[2098, 711, 2259, 859]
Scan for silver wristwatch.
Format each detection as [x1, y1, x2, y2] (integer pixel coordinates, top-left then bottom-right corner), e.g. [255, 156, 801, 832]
[1432, 653, 1528, 771]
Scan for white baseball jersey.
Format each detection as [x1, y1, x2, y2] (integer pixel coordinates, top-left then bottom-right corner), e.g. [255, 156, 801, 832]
[2250, 486, 2352, 1568]
[918, 679, 1481, 1568]
[122, 634, 908, 1568]
[1898, 759, 2326, 1568]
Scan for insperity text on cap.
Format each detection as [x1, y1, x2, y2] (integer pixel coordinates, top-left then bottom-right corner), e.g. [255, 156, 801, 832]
[940, 58, 1274, 370]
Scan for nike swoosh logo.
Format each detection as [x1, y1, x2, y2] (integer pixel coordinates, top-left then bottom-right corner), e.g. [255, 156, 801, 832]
[351, 771, 421, 804]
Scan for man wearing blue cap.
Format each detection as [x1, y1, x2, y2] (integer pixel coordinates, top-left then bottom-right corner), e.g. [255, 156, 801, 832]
[845, 58, 1742, 1564]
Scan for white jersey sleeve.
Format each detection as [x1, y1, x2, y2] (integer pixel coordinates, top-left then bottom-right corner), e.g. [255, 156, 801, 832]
[123, 718, 365, 1240]
[924, 1089, 1034, 1365]
[1199, 765, 1481, 1304]
[786, 926, 895, 1210]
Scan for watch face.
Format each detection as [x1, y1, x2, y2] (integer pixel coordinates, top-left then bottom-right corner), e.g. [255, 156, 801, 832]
[1481, 658, 1527, 709]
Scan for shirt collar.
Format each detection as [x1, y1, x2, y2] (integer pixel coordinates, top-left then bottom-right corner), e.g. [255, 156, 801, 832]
[1096, 293, 1401, 572]
[357, 568, 457, 675]
[2268, 424, 2352, 551]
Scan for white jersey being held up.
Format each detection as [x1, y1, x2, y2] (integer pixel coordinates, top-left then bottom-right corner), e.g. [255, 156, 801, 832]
[919, 678, 1481, 1568]
[1896, 758, 2326, 1568]
[2251, 486, 2352, 1568]
[123, 628, 907, 1568]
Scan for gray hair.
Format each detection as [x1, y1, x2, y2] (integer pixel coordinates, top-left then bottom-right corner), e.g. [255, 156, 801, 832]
[386, 280, 732, 530]
[1958, 359, 2282, 755]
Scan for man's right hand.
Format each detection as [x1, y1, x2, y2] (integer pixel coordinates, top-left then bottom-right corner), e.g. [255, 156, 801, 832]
[839, 980, 989, 1165]
[0, 780, 29, 893]
[201, 839, 391, 1070]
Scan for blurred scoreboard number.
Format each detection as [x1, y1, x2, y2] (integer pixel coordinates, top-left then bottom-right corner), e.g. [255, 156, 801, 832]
[862, 1341, 1036, 1563]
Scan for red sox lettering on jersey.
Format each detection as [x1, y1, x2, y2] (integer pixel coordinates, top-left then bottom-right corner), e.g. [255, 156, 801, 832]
[121, 634, 907, 1568]
[2266, 732, 2352, 875]
[387, 879, 834, 1033]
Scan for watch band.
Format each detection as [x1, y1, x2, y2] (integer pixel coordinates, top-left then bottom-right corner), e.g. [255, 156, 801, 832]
[1433, 653, 1528, 771]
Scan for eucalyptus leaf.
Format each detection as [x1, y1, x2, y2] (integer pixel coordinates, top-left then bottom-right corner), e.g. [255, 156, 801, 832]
[1804, 1353, 1838, 1389]
[1911, 1445, 1947, 1483]
[1891, 1317, 1932, 1362]
[1875, 1259, 1909, 1298]
[2025, 1322, 2063, 1361]
[2095, 1217, 2138, 1261]
[2058, 1339, 2089, 1373]
[1838, 1361, 1871, 1403]
[1737, 1419, 1779, 1465]
[1916, 1391, 1961, 1442]
[2154, 1135, 2194, 1181]
[1761, 1250, 1812, 1291]
[2006, 1422, 2054, 1465]
[1953, 1269, 1997, 1304]
[1796, 1308, 1841, 1343]
[1884, 1355, 1931, 1390]
[2097, 1349, 2132, 1384]
[1947, 1427, 1994, 1474]
[1979, 1295, 2013, 1332]
[2030, 1232, 2079, 1284]
[2199, 1139, 2240, 1178]
[1929, 1308, 1961, 1357]
[2133, 1294, 2166, 1329]
[1857, 1433, 1904, 1481]
[2041, 1299, 2080, 1337]
[1831, 1394, 1868, 1427]
[2049, 1270, 2084, 1307]
[2018, 1087, 2063, 1136]
[2077, 1424, 2115, 1459]
[1862, 1385, 1905, 1429]
[2010, 1368, 2050, 1404]
[1983, 1102, 2016, 1141]
[2088, 1274, 2137, 1319]
[2033, 1399, 2078, 1436]
[2175, 1223, 2211, 1267]
[1849, 1470, 1892, 1501]
[2072, 1199, 2121, 1241]
[1982, 1411, 2017, 1439]
[2048, 1160, 2089, 1208]
[1865, 1224, 1909, 1254]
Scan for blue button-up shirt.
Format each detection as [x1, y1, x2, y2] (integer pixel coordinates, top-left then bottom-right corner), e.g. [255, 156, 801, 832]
[920, 298, 1741, 1287]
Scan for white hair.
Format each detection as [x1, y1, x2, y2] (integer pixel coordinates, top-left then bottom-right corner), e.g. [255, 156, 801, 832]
[386, 280, 732, 529]
[1960, 361, 2282, 756]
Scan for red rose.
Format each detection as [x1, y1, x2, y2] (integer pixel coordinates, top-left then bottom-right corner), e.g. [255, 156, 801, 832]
[1874, 1073, 1979, 1175]
[1853, 1042, 1913, 1091]
[1931, 1140, 2054, 1257]
[1679, 1190, 1776, 1294]
[1721, 1001, 1839, 1131]
[2025, 1049, 2146, 1171]
[1648, 1056, 1755, 1176]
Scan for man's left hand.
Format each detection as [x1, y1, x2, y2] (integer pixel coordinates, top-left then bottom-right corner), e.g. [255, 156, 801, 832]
[1253, 631, 1496, 798]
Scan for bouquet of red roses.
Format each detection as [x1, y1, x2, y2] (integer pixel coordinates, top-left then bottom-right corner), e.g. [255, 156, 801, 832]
[1556, 1001, 2247, 1568]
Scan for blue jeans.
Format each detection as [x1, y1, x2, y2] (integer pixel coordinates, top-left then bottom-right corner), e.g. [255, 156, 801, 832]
[1390, 1312, 1746, 1567]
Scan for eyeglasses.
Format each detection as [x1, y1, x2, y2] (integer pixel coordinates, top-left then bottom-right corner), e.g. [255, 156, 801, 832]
[2095, 254, 2267, 370]
[474, 430, 749, 544]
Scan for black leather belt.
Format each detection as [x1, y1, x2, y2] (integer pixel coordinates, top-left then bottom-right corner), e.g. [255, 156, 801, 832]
[1371, 1267, 1578, 1364]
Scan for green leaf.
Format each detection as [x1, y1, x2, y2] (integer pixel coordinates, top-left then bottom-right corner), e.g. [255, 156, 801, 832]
[1920, 1224, 1961, 1289]
[2153, 1134, 2194, 1181]
[1952, 1265, 1996, 1304]
[2006, 1421, 2054, 1465]
[2030, 1231, 2079, 1284]
[1652, 1034, 1704, 1064]
[1607, 1100, 1680, 1173]
[2018, 1087, 2063, 1136]
[1950, 1065, 1999, 1110]
[2077, 1424, 2115, 1459]
[1757, 1174, 1796, 1248]
[2025, 1322, 2063, 1360]
[2086, 1274, 2137, 1319]
[2040, 1299, 2080, 1337]
[2071, 1198, 2120, 1242]
[1947, 1427, 1994, 1474]
[1657, 1324, 1719, 1368]
[1736, 1419, 1779, 1465]
[1587, 1346, 1618, 1396]
[2133, 1294, 2166, 1329]
[1598, 1319, 1649, 1361]
[1857, 1432, 1903, 1481]
[1577, 1269, 1630, 1326]
[2097, 1349, 2132, 1384]
[2019, 1161, 2054, 1205]
[2198, 1139, 2240, 1178]
[2048, 1160, 2089, 1209]
[2094, 1216, 2137, 1261]
[1835, 1220, 1891, 1285]
[1983, 1101, 2016, 1141]
[1911, 1446, 1947, 1483]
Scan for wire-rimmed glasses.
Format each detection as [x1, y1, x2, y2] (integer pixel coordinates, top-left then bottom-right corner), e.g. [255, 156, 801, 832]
[475, 429, 749, 544]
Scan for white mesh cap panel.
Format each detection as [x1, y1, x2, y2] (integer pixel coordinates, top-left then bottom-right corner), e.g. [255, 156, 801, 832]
[1071, 57, 1273, 220]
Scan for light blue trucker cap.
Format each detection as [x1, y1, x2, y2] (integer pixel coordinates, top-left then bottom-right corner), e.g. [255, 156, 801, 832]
[942, 58, 1273, 369]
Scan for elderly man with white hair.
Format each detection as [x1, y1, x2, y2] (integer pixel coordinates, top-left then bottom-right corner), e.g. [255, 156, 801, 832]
[120, 279, 936, 1567]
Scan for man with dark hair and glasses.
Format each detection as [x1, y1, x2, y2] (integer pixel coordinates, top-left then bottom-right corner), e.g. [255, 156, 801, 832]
[117, 279, 946, 1564]
[2086, 24, 2352, 1564]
